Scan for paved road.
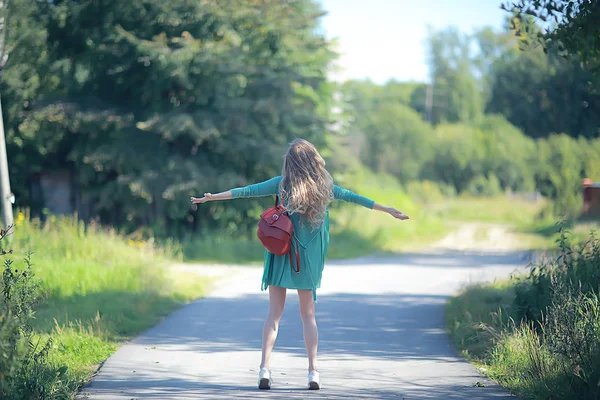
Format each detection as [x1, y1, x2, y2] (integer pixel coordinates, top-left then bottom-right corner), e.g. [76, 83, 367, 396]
[81, 250, 527, 399]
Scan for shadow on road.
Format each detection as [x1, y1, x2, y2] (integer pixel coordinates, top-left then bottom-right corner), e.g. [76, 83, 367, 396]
[136, 292, 454, 361]
[83, 374, 513, 399]
[82, 252, 522, 399]
[327, 249, 530, 269]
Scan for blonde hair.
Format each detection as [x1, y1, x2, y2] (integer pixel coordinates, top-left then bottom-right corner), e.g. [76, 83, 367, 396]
[280, 138, 334, 228]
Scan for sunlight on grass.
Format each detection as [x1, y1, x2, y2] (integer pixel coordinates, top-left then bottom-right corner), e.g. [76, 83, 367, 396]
[8, 213, 211, 395]
[429, 195, 550, 226]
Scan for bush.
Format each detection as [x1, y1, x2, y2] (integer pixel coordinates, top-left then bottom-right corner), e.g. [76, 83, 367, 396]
[514, 225, 600, 323]
[544, 286, 600, 398]
[466, 173, 503, 196]
[475, 115, 536, 193]
[447, 225, 600, 400]
[0, 225, 75, 399]
[406, 180, 456, 204]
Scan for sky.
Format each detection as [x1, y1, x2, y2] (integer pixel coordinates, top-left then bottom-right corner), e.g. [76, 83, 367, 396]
[318, 0, 509, 84]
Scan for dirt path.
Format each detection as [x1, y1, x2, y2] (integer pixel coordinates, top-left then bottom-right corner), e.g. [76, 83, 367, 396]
[434, 223, 527, 252]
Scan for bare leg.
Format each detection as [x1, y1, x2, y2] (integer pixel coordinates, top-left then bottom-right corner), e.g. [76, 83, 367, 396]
[298, 289, 318, 371]
[260, 286, 287, 369]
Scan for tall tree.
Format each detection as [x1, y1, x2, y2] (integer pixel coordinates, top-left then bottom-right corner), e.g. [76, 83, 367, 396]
[425, 26, 483, 125]
[484, 19, 600, 138]
[502, 0, 600, 74]
[11, 0, 335, 234]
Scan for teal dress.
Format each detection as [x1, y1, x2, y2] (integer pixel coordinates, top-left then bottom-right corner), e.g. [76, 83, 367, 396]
[230, 176, 375, 302]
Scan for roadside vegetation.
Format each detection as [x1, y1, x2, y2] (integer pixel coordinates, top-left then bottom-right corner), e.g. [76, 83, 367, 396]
[447, 227, 600, 399]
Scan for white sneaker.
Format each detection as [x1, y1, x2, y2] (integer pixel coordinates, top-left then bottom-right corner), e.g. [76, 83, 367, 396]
[258, 367, 272, 390]
[308, 370, 321, 390]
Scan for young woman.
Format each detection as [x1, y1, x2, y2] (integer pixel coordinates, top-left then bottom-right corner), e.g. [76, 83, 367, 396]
[191, 138, 409, 391]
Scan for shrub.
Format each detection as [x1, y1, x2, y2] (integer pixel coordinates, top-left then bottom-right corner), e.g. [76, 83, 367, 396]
[466, 173, 503, 196]
[514, 224, 600, 323]
[544, 285, 600, 399]
[406, 180, 456, 204]
[0, 226, 74, 399]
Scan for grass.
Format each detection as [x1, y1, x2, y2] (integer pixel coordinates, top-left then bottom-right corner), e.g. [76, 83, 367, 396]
[179, 187, 600, 264]
[445, 279, 542, 397]
[446, 280, 517, 361]
[429, 195, 550, 226]
[7, 212, 211, 396]
[446, 278, 600, 399]
[180, 169, 449, 263]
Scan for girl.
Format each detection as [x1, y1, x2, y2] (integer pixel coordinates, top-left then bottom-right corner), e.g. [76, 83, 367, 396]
[191, 138, 409, 390]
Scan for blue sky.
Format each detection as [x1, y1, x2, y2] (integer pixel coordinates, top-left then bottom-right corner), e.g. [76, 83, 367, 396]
[318, 0, 509, 84]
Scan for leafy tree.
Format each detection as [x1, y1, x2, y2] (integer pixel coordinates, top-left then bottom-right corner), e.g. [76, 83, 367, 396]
[474, 115, 536, 192]
[482, 19, 600, 138]
[361, 103, 433, 182]
[339, 80, 432, 183]
[8, 0, 335, 235]
[421, 123, 487, 193]
[424, 26, 483, 124]
[502, 0, 600, 73]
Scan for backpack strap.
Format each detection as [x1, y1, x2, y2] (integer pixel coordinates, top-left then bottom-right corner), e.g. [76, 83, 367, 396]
[276, 192, 286, 207]
[289, 236, 300, 274]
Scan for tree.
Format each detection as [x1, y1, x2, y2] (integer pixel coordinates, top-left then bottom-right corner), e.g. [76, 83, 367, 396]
[502, 0, 600, 74]
[339, 80, 432, 182]
[9, 0, 335, 235]
[423, 27, 483, 125]
[481, 18, 600, 138]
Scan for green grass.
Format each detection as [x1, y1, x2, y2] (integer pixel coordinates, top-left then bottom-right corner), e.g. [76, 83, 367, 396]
[429, 195, 550, 226]
[181, 234, 265, 264]
[180, 169, 449, 263]
[330, 169, 449, 254]
[446, 280, 517, 361]
[8, 212, 211, 396]
[446, 279, 539, 397]
[520, 219, 600, 246]
[179, 180, 600, 264]
[446, 277, 600, 399]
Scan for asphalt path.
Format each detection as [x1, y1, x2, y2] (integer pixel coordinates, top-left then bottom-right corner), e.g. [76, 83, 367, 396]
[80, 248, 525, 399]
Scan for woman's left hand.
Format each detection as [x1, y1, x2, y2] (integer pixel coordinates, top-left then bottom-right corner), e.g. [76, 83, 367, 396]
[387, 207, 409, 220]
[191, 193, 213, 204]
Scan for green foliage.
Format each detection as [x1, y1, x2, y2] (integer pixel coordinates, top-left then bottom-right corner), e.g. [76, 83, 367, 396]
[339, 80, 433, 183]
[502, 0, 600, 73]
[340, 73, 599, 217]
[447, 227, 600, 400]
[514, 225, 600, 323]
[422, 123, 486, 193]
[361, 103, 434, 181]
[474, 115, 536, 192]
[532, 134, 598, 217]
[480, 14, 600, 139]
[405, 180, 456, 205]
[5, 0, 334, 235]
[0, 214, 211, 398]
[466, 173, 502, 197]
[426, 26, 483, 124]
[0, 226, 76, 399]
[486, 41, 600, 139]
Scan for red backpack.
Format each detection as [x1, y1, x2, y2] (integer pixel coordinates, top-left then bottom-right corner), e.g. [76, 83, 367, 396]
[257, 194, 300, 274]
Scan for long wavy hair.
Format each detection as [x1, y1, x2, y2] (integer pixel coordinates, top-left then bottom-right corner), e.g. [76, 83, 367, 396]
[280, 138, 334, 228]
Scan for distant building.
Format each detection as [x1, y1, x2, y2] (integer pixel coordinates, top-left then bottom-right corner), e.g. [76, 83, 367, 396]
[583, 179, 600, 217]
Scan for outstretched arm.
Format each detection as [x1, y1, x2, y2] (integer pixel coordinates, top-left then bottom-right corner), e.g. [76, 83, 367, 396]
[191, 176, 282, 204]
[333, 185, 409, 220]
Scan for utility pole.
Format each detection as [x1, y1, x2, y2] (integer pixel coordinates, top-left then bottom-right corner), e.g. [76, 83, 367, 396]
[0, 96, 12, 227]
[425, 83, 433, 123]
[0, 0, 13, 227]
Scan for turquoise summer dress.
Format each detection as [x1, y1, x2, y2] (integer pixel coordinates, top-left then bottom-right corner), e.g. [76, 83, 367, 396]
[230, 176, 375, 302]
